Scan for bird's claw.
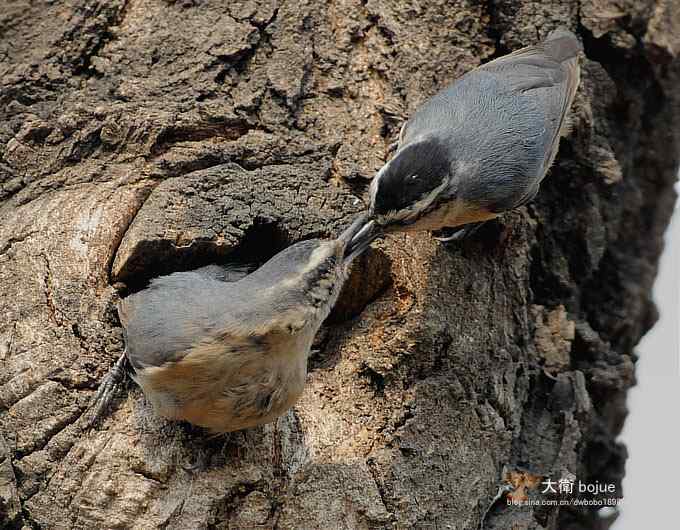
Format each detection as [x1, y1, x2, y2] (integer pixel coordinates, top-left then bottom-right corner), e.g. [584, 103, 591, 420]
[86, 353, 130, 427]
[433, 222, 485, 242]
[433, 228, 468, 242]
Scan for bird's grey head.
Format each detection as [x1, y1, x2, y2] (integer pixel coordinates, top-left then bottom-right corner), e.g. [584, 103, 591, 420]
[241, 214, 370, 333]
[368, 136, 455, 227]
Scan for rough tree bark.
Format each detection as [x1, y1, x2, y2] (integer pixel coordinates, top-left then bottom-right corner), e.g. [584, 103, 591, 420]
[1, 1, 678, 529]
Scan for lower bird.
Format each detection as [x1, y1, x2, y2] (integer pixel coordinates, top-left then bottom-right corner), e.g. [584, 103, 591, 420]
[353, 28, 581, 245]
[91, 214, 373, 432]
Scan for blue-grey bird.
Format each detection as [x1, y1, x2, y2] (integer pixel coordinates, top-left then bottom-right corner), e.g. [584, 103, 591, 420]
[90, 214, 373, 432]
[353, 28, 581, 244]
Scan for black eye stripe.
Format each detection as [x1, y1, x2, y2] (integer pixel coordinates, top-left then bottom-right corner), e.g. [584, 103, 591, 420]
[313, 256, 336, 277]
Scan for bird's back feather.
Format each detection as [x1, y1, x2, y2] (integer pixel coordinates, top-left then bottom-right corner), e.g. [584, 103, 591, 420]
[400, 28, 581, 213]
[118, 264, 255, 371]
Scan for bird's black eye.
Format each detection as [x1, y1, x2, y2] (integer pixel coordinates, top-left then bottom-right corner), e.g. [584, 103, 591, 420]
[315, 256, 336, 278]
[325, 255, 336, 271]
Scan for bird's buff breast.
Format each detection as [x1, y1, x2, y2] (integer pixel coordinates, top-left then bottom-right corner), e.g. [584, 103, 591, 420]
[133, 338, 309, 432]
[401, 198, 498, 233]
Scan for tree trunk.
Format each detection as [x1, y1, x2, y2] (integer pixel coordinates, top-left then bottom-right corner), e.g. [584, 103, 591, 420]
[1, 1, 678, 529]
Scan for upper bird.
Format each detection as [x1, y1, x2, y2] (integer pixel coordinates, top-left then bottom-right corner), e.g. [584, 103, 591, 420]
[354, 28, 581, 244]
[91, 214, 374, 432]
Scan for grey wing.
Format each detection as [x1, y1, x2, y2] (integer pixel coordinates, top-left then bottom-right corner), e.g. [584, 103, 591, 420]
[481, 29, 580, 175]
[477, 30, 580, 210]
[400, 30, 579, 147]
[192, 263, 254, 283]
[480, 29, 580, 88]
[118, 273, 238, 370]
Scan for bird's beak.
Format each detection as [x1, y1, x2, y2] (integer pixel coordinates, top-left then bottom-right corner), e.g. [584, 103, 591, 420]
[341, 213, 383, 262]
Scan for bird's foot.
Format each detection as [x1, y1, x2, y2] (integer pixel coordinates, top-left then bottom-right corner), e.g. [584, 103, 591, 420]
[85, 352, 130, 427]
[432, 222, 485, 243]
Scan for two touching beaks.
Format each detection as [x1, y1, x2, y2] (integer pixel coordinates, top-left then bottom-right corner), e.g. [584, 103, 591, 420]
[341, 212, 383, 262]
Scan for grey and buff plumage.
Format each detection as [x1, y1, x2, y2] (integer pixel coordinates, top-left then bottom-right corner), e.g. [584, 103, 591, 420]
[354, 28, 581, 244]
[91, 214, 373, 432]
